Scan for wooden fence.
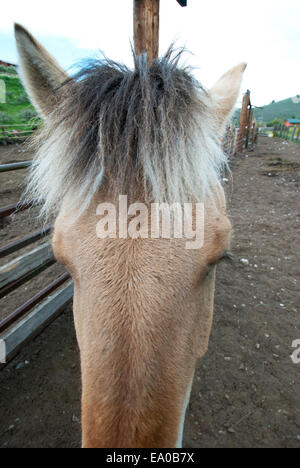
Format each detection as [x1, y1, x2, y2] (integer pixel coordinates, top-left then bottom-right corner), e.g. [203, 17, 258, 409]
[273, 124, 300, 143]
[0, 162, 72, 365]
[222, 90, 258, 156]
[0, 124, 37, 143]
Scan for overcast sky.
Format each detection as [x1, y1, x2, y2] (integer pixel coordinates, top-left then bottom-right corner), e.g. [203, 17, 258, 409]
[0, 0, 299, 107]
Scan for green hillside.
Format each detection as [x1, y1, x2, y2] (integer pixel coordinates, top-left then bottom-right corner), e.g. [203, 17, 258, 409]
[0, 65, 38, 124]
[235, 96, 300, 124]
[253, 97, 300, 122]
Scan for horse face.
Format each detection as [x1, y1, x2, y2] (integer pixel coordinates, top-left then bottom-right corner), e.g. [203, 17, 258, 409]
[14, 23, 244, 447]
[52, 196, 231, 448]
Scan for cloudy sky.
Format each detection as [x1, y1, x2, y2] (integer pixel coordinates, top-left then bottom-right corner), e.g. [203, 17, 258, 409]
[0, 0, 299, 107]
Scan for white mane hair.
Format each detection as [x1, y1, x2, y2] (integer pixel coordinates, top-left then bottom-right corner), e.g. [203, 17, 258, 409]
[25, 47, 227, 219]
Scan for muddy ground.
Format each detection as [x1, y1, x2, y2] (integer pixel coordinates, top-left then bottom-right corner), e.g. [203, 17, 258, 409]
[0, 137, 299, 448]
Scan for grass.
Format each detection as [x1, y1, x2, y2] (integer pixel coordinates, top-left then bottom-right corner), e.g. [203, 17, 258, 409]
[0, 65, 17, 76]
[0, 70, 40, 142]
[0, 75, 37, 121]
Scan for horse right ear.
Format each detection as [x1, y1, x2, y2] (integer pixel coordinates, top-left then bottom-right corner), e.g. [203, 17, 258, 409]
[14, 24, 69, 118]
[210, 63, 247, 134]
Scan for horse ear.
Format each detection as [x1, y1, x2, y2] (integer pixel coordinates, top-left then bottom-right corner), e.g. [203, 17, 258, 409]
[14, 23, 69, 118]
[210, 63, 247, 131]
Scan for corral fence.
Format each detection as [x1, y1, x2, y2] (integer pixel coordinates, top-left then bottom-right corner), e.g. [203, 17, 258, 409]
[258, 127, 274, 137]
[0, 123, 38, 144]
[0, 162, 73, 366]
[273, 124, 300, 143]
[223, 90, 258, 157]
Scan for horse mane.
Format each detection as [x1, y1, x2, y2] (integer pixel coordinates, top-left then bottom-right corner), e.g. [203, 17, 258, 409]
[26, 46, 227, 218]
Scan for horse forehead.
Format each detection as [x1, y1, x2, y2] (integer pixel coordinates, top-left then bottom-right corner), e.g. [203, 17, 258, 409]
[53, 203, 231, 282]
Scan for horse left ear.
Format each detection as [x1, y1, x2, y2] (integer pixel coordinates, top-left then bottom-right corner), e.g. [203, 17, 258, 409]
[14, 23, 69, 118]
[210, 63, 247, 131]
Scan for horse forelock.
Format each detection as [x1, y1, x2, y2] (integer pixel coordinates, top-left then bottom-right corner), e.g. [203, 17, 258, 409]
[26, 46, 227, 219]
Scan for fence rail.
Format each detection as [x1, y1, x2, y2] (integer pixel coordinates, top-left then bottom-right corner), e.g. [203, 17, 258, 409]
[0, 242, 55, 299]
[0, 162, 72, 366]
[273, 124, 300, 143]
[0, 282, 73, 364]
[0, 273, 70, 335]
[0, 124, 37, 143]
[0, 200, 34, 219]
[0, 161, 32, 172]
[0, 225, 51, 258]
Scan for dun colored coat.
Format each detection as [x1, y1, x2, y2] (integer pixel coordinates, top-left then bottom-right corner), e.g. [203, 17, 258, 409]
[14, 23, 246, 448]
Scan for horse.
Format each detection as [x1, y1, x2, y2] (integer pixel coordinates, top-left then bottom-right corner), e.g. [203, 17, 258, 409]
[14, 23, 246, 448]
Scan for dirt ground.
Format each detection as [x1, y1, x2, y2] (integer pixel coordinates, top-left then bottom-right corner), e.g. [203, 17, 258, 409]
[0, 137, 299, 448]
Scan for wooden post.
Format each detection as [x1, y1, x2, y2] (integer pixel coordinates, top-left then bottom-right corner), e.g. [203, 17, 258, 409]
[134, 0, 160, 62]
[236, 91, 250, 153]
[245, 107, 252, 149]
[254, 125, 258, 144]
[251, 118, 256, 146]
[233, 128, 239, 155]
[285, 126, 288, 140]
